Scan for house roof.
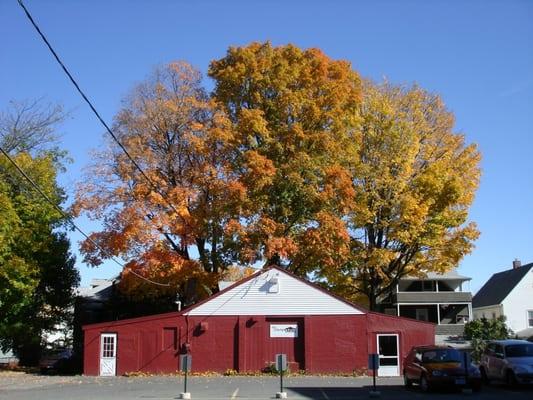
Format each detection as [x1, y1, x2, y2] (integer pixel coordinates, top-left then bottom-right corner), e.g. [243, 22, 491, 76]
[401, 269, 470, 281]
[472, 262, 533, 308]
[82, 265, 439, 330]
[183, 265, 367, 316]
[76, 278, 115, 301]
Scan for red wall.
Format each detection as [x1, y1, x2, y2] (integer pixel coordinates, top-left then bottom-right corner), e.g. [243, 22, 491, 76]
[83, 312, 434, 376]
[366, 312, 435, 373]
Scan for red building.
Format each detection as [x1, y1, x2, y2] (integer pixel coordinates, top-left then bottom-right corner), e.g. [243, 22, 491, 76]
[83, 266, 434, 376]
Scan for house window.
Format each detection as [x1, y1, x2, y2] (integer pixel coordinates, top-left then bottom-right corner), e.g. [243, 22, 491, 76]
[528, 310, 533, 327]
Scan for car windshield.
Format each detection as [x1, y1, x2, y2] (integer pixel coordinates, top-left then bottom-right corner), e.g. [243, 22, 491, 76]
[422, 349, 462, 363]
[505, 344, 533, 357]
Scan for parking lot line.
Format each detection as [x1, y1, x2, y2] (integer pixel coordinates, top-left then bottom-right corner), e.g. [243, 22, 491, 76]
[320, 388, 329, 400]
[230, 387, 239, 399]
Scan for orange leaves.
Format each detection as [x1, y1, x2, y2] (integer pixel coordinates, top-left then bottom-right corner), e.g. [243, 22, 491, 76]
[241, 150, 276, 191]
[119, 246, 202, 299]
[74, 43, 480, 310]
[264, 236, 298, 260]
[294, 211, 350, 272]
[319, 165, 356, 213]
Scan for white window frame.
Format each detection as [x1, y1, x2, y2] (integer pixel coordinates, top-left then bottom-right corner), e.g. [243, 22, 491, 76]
[527, 310, 533, 328]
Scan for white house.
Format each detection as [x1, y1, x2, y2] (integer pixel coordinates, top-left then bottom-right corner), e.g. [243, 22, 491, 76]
[472, 260, 533, 336]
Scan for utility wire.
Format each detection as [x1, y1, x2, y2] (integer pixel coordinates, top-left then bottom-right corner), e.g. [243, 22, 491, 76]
[16, 0, 182, 219]
[0, 146, 171, 287]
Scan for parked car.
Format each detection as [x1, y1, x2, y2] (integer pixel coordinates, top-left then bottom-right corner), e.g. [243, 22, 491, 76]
[403, 345, 482, 392]
[479, 339, 533, 386]
[39, 349, 73, 374]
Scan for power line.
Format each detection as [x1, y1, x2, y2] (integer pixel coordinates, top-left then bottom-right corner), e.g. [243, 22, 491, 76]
[16, 0, 188, 264]
[0, 146, 171, 288]
[16, 0, 182, 218]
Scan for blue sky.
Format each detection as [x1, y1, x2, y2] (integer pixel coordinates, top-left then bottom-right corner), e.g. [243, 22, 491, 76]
[1, 0, 532, 293]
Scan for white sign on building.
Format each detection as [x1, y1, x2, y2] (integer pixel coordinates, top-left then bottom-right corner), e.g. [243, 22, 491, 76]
[270, 324, 298, 338]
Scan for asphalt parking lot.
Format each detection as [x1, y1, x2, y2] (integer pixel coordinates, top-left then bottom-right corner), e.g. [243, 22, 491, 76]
[0, 373, 532, 400]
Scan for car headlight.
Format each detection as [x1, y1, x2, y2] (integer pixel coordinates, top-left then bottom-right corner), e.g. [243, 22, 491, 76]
[432, 370, 447, 376]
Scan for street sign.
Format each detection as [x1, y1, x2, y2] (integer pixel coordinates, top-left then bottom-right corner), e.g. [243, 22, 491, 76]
[180, 354, 192, 372]
[276, 353, 288, 372]
[368, 353, 379, 370]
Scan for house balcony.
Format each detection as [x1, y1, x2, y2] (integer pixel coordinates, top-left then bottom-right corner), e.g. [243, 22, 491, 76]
[393, 291, 472, 304]
[435, 324, 466, 336]
[396, 303, 471, 337]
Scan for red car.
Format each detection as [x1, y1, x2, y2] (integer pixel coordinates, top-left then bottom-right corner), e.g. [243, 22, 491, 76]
[403, 345, 482, 392]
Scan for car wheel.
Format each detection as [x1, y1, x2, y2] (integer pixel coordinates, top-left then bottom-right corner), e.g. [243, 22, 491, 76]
[480, 367, 489, 385]
[420, 374, 430, 392]
[404, 374, 412, 388]
[506, 370, 518, 388]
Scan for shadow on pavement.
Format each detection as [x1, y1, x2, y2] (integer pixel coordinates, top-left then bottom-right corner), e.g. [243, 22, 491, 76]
[287, 384, 533, 399]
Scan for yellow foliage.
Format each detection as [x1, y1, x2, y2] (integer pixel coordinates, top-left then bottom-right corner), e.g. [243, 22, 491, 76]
[74, 45, 480, 309]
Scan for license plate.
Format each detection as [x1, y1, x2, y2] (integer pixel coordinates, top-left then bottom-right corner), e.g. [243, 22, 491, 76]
[455, 378, 466, 385]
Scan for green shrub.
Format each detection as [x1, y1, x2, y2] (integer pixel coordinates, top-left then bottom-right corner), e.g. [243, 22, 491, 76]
[464, 316, 513, 362]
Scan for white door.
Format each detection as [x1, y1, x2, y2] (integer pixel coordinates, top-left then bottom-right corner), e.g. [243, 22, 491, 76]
[99, 333, 117, 376]
[377, 334, 400, 376]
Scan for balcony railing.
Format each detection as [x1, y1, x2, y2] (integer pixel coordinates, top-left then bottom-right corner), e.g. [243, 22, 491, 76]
[393, 291, 472, 304]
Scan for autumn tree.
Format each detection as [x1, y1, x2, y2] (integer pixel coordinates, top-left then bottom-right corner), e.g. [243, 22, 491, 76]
[0, 98, 69, 161]
[75, 44, 362, 302]
[209, 42, 361, 271]
[75, 43, 480, 311]
[74, 62, 240, 303]
[0, 100, 79, 365]
[320, 81, 481, 310]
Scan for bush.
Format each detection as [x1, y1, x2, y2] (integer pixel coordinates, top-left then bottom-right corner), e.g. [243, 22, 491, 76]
[464, 316, 513, 362]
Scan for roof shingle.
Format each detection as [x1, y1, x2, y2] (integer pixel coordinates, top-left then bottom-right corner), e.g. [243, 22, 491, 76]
[472, 262, 533, 308]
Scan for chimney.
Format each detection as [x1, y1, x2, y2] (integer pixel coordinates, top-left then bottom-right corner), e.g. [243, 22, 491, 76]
[512, 258, 521, 269]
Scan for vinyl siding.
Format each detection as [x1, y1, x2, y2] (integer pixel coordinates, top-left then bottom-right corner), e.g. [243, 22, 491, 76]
[394, 292, 472, 303]
[501, 268, 533, 332]
[186, 270, 364, 316]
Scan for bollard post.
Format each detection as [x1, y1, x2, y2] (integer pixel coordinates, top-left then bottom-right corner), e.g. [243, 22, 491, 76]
[275, 354, 288, 399]
[179, 354, 192, 399]
[368, 353, 380, 398]
[184, 367, 188, 393]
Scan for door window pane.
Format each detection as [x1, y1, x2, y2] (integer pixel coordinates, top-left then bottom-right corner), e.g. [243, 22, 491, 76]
[379, 357, 399, 366]
[378, 336, 397, 356]
[102, 335, 116, 357]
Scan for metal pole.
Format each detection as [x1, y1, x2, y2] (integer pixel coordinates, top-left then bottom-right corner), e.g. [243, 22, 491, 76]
[184, 368, 188, 393]
[373, 364, 376, 391]
[280, 368, 283, 393]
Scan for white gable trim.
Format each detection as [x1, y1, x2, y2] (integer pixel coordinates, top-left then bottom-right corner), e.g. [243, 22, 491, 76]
[185, 268, 364, 316]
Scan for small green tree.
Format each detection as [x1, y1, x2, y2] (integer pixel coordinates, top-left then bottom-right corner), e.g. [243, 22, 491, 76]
[464, 316, 513, 361]
[0, 100, 79, 366]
